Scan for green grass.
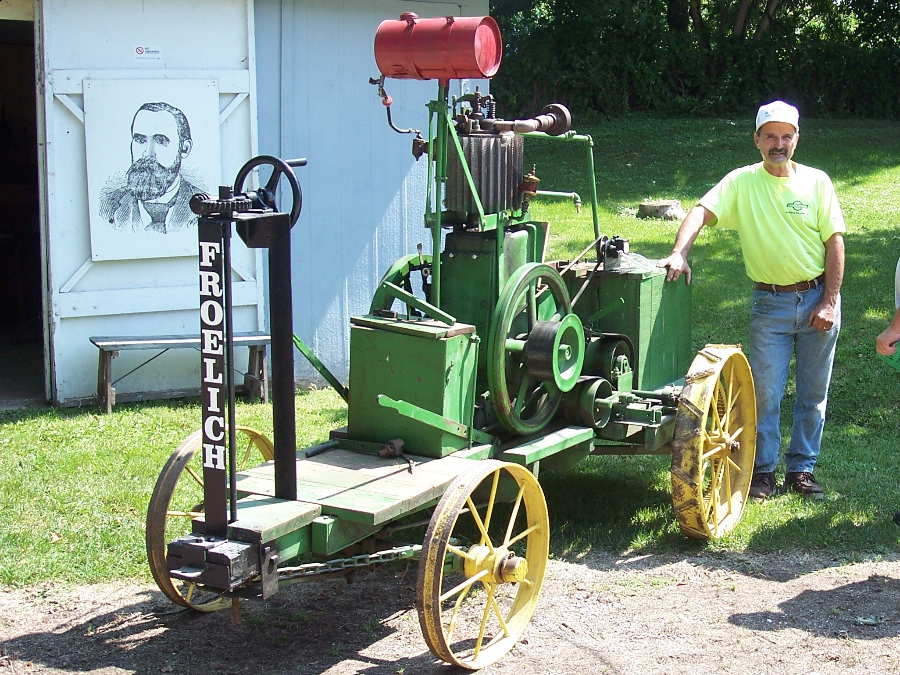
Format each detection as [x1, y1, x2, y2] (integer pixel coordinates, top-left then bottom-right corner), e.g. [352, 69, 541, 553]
[0, 388, 345, 587]
[527, 115, 900, 558]
[2, 115, 899, 587]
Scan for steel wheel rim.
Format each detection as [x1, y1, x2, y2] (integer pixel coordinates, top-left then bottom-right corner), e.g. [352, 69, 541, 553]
[487, 263, 573, 435]
[145, 426, 274, 611]
[417, 460, 549, 669]
[671, 345, 757, 540]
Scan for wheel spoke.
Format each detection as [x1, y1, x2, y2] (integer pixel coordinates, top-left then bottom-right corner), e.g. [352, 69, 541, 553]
[473, 583, 497, 660]
[726, 456, 744, 474]
[446, 582, 473, 642]
[507, 522, 540, 548]
[185, 465, 204, 488]
[519, 382, 550, 419]
[482, 470, 501, 542]
[701, 442, 726, 461]
[489, 588, 511, 638]
[166, 510, 203, 519]
[514, 374, 536, 414]
[263, 168, 282, 193]
[711, 380, 724, 434]
[447, 543, 476, 561]
[725, 364, 735, 427]
[439, 568, 489, 603]
[466, 497, 495, 552]
[503, 483, 526, 547]
[522, 283, 535, 333]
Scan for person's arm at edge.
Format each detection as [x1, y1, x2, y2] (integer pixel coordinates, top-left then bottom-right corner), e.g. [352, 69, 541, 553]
[657, 205, 715, 285]
[808, 232, 844, 331]
[876, 307, 900, 356]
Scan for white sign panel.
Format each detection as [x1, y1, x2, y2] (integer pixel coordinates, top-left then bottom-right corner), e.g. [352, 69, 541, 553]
[134, 45, 163, 61]
[84, 78, 220, 261]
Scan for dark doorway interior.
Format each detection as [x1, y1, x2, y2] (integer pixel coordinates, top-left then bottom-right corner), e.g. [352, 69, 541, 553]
[0, 20, 45, 410]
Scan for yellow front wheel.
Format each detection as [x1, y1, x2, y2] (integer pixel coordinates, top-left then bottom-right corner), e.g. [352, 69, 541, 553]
[417, 460, 549, 669]
[670, 345, 757, 540]
[145, 426, 274, 611]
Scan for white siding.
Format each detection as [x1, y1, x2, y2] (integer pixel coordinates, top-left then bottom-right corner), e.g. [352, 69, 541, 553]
[254, 0, 490, 384]
[38, 0, 260, 403]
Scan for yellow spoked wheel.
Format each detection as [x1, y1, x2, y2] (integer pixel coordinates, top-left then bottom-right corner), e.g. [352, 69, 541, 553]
[417, 460, 549, 670]
[146, 426, 274, 611]
[671, 345, 756, 540]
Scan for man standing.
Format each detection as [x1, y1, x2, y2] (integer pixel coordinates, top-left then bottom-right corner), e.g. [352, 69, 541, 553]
[658, 101, 845, 500]
[100, 102, 202, 233]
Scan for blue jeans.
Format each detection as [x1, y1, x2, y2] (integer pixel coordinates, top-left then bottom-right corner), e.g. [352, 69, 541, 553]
[749, 285, 840, 475]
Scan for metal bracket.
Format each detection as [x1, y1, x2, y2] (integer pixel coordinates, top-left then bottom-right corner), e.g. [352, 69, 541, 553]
[260, 545, 280, 599]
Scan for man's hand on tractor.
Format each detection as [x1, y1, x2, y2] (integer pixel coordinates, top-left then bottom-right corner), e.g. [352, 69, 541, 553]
[657, 252, 692, 285]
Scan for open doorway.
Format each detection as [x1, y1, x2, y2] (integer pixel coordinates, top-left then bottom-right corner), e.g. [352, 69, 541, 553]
[0, 19, 45, 410]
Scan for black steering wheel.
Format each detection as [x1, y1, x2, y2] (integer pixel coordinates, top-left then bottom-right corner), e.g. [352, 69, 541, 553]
[233, 155, 306, 227]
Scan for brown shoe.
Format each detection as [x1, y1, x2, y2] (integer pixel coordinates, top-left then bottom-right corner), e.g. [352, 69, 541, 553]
[749, 471, 776, 500]
[785, 472, 824, 499]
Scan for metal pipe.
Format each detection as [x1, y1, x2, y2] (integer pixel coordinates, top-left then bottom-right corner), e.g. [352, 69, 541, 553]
[292, 334, 348, 402]
[522, 131, 601, 246]
[536, 190, 581, 212]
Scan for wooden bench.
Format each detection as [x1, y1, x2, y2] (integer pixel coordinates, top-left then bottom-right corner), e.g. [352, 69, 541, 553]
[90, 332, 270, 413]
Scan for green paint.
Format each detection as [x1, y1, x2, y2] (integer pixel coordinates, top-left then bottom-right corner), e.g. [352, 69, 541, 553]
[347, 317, 478, 458]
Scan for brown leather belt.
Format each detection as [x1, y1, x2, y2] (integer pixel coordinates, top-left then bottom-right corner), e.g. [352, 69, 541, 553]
[754, 274, 825, 293]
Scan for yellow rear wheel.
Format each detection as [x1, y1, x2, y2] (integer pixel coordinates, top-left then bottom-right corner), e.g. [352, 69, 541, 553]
[145, 426, 274, 611]
[670, 345, 756, 540]
[417, 460, 549, 669]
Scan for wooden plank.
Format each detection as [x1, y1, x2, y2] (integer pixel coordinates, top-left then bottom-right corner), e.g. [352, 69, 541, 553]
[50, 69, 251, 95]
[227, 495, 321, 543]
[57, 282, 259, 318]
[502, 426, 594, 465]
[90, 331, 270, 351]
[350, 316, 475, 339]
[235, 450, 479, 526]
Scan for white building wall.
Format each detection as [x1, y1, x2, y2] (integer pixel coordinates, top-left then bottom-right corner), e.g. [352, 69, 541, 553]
[37, 0, 261, 403]
[254, 0, 490, 385]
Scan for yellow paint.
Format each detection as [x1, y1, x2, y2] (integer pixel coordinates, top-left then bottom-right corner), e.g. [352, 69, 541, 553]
[670, 345, 757, 540]
[417, 460, 549, 669]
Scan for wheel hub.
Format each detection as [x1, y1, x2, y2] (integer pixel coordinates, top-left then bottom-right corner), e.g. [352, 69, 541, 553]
[463, 544, 528, 584]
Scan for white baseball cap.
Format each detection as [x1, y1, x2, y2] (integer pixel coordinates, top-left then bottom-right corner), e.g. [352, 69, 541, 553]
[755, 100, 799, 132]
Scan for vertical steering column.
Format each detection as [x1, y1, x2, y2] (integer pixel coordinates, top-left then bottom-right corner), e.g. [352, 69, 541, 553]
[198, 210, 233, 536]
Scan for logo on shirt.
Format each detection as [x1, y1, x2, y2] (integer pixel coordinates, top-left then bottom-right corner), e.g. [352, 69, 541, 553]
[785, 200, 809, 215]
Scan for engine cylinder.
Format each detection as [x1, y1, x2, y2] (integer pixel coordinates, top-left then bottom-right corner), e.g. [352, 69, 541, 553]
[446, 132, 523, 215]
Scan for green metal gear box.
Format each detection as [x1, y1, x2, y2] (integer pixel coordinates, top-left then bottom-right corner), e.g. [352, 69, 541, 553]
[562, 262, 692, 390]
[347, 316, 479, 458]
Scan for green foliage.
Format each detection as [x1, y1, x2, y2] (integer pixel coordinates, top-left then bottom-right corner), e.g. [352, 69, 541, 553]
[490, 0, 900, 119]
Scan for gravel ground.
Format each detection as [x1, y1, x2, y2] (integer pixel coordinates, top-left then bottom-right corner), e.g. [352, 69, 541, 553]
[2, 551, 900, 674]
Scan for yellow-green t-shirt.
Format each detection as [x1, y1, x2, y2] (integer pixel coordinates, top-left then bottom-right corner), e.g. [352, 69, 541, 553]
[698, 161, 846, 285]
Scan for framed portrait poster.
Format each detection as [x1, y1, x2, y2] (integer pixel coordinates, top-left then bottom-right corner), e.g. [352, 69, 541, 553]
[84, 78, 221, 261]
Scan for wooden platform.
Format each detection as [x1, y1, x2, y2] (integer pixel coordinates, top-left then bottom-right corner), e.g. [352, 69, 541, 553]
[236, 449, 480, 526]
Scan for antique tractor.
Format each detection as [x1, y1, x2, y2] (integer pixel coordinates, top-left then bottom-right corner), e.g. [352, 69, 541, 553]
[146, 14, 756, 670]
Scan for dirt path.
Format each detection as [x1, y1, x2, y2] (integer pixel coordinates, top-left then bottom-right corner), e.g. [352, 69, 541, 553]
[2, 552, 899, 675]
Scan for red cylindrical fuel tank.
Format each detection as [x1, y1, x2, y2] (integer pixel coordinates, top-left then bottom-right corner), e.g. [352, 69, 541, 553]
[374, 13, 502, 82]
